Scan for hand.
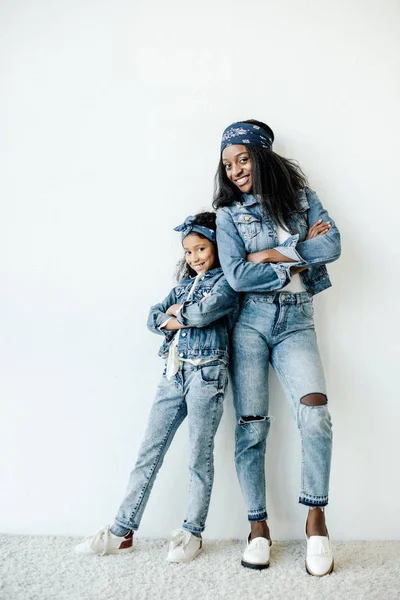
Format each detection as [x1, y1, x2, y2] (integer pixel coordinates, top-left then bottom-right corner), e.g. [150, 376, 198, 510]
[291, 266, 308, 274]
[246, 250, 273, 263]
[166, 304, 182, 316]
[306, 219, 331, 239]
[200, 292, 211, 302]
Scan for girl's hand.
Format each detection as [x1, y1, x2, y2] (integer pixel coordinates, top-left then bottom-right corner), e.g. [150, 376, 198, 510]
[306, 219, 331, 239]
[201, 292, 211, 302]
[166, 304, 182, 316]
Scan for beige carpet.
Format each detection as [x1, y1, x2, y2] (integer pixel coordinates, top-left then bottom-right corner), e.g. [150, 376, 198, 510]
[1, 535, 399, 600]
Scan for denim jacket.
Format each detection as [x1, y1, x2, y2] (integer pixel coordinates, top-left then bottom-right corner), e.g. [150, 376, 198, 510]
[216, 187, 341, 296]
[147, 267, 239, 362]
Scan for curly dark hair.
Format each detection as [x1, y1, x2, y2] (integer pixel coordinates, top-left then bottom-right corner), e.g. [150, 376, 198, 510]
[174, 211, 220, 281]
[213, 119, 308, 229]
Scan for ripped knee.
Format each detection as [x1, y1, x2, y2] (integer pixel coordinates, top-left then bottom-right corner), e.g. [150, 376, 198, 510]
[238, 415, 267, 425]
[300, 393, 327, 407]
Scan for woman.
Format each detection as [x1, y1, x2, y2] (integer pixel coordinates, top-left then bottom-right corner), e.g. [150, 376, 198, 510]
[214, 120, 341, 576]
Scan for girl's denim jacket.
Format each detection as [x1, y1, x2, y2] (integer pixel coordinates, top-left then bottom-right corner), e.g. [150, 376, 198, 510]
[147, 267, 239, 363]
[216, 187, 341, 296]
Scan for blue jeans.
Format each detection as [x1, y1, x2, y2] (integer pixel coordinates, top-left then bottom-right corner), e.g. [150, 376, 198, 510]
[114, 360, 227, 536]
[231, 292, 332, 521]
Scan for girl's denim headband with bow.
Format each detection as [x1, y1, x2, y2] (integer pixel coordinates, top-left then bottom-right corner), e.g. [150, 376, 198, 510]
[174, 216, 216, 243]
[220, 122, 273, 153]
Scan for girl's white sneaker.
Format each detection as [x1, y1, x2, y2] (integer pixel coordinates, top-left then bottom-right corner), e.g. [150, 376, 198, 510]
[74, 525, 134, 555]
[305, 534, 334, 576]
[166, 528, 202, 563]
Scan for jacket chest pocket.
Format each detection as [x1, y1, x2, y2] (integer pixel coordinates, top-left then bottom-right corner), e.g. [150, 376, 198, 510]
[193, 285, 213, 302]
[175, 286, 188, 300]
[290, 211, 309, 240]
[234, 214, 261, 240]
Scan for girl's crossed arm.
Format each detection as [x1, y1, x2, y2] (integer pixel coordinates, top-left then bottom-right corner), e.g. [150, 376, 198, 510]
[175, 277, 239, 328]
[147, 288, 186, 336]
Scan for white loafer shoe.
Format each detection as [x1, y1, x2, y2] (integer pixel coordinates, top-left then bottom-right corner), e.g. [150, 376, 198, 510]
[305, 534, 334, 576]
[166, 528, 202, 563]
[241, 535, 271, 570]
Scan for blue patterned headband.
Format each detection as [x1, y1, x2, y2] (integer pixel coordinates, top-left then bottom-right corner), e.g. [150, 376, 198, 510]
[174, 216, 216, 244]
[220, 122, 274, 153]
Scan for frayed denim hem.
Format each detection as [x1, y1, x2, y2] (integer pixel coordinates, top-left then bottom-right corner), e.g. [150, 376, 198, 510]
[248, 511, 268, 522]
[299, 496, 328, 507]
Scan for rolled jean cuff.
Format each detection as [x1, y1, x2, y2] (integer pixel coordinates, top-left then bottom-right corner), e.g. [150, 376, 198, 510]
[183, 523, 204, 535]
[299, 494, 328, 507]
[248, 509, 268, 522]
[114, 517, 139, 532]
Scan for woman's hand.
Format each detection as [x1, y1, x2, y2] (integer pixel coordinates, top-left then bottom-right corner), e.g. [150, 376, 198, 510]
[166, 304, 182, 316]
[291, 266, 308, 274]
[246, 249, 296, 264]
[306, 219, 331, 239]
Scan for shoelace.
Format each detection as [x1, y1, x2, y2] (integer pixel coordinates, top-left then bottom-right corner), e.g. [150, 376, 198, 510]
[169, 528, 189, 550]
[88, 525, 112, 556]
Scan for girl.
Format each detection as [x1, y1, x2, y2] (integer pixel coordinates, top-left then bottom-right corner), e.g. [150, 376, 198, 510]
[214, 120, 341, 576]
[75, 212, 238, 561]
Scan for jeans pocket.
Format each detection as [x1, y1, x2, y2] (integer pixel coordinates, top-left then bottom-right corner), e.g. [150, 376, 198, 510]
[200, 363, 226, 390]
[299, 299, 314, 319]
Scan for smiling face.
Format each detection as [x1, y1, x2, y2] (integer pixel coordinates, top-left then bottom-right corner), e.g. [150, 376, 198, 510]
[222, 144, 253, 193]
[183, 233, 216, 274]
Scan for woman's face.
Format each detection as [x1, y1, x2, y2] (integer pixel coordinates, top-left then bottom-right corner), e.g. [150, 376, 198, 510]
[222, 144, 253, 193]
[183, 233, 216, 274]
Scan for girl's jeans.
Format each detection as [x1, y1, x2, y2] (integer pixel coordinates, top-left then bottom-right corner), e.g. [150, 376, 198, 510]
[114, 360, 227, 536]
[231, 292, 332, 522]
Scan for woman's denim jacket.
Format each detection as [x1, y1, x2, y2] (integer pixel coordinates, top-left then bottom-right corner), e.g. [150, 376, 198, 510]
[216, 187, 341, 296]
[147, 267, 239, 363]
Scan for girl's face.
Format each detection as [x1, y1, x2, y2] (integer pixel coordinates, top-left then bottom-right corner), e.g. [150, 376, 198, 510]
[183, 233, 216, 274]
[222, 144, 253, 193]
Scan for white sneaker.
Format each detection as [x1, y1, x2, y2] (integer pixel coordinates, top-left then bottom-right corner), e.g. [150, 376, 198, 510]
[241, 535, 271, 569]
[74, 525, 134, 556]
[166, 528, 202, 563]
[305, 534, 334, 576]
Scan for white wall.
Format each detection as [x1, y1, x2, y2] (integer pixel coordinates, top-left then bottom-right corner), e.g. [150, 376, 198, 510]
[1, 0, 399, 540]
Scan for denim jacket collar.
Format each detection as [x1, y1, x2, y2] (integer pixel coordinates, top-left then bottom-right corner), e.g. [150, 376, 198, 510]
[186, 267, 222, 281]
[240, 192, 309, 212]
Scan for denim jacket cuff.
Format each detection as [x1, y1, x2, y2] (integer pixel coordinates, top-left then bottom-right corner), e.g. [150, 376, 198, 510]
[159, 316, 173, 330]
[273, 233, 305, 264]
[270, 262, 292, 286]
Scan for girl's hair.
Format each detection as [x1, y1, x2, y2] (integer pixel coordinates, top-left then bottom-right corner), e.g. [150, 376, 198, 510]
[175, 211, 220, 281]
[213, 119, 308, 229]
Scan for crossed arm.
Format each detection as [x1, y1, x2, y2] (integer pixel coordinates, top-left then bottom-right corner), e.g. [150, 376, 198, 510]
[147, 277, 238, 333]
[246, 219, 331, 272]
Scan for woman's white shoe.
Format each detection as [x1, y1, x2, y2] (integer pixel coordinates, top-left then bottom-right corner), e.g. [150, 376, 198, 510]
[241, 535, 271, 570]
[166, 528, 202, 563]
[305, 533, 334, 576]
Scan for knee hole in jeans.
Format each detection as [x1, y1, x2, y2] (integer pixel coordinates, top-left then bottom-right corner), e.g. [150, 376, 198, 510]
[300, 393, 327, 407]
[238, 415, 267, 425]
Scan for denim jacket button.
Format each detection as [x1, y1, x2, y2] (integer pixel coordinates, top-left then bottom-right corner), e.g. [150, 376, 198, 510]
[179, 353, 184, 357]
[236, 202, 241, 206]
[182, 332, 186, 337]
[245, 215, 250, 221]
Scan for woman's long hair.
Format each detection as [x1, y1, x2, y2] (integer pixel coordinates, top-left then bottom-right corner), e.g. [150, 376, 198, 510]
[213, 119, 308, 229]
[174, 211, 220, 282]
